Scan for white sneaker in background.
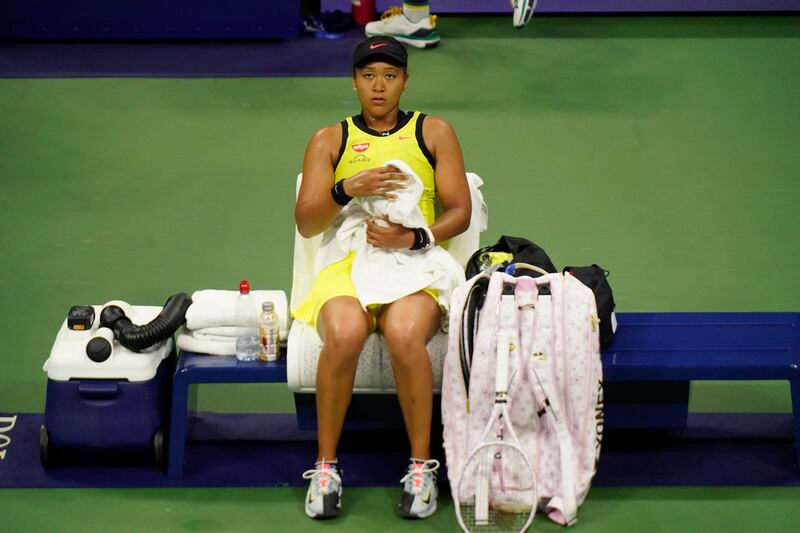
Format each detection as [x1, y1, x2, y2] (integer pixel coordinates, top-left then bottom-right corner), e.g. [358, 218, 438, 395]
[365, 7, 441, 49]
[512, 0, 539, 28]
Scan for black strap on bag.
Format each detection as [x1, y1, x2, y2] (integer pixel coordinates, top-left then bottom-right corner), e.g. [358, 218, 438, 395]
[466, 235, 557, 279]
[563, 265, 617, 350]
[458, 276, 490, 396]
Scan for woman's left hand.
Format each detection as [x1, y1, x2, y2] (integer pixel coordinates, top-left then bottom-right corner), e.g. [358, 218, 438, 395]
[365, 216, 414, 249]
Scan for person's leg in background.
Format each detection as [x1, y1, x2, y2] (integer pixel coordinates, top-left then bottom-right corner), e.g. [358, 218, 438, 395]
[403, 1, 430, 23]
[364, 1, 440, 49]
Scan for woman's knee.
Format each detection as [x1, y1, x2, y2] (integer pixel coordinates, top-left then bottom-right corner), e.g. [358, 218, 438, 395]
[324, 321, 368, 356]
[379, 293, 439, 362]
[318, 301, 370, 363]
[383, 323, 429, 368]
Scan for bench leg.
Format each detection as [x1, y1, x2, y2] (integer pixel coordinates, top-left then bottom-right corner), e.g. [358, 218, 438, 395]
[167, 375, 189, 479]
[791, 371, 800, 473]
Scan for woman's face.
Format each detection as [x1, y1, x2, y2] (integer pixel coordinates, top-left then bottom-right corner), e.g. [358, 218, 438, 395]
[353, 62, 408, 117]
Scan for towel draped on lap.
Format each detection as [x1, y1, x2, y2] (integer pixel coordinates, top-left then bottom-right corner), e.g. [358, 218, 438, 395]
[289, 170, 486, 315]
[314, 159, 465, 313]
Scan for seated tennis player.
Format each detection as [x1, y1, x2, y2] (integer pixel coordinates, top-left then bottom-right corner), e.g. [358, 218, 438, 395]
[293, 36, 471, 519]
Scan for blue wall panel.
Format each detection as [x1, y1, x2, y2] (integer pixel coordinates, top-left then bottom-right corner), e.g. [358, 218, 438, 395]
[0, 1, 300, 40]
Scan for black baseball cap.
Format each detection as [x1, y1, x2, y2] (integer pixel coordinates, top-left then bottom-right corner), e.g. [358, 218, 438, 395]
[352, 36, 408, 69]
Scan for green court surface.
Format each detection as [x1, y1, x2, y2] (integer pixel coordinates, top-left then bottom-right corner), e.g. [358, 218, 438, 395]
[1, 15, 799, 531]
[4, 487, 800, 532]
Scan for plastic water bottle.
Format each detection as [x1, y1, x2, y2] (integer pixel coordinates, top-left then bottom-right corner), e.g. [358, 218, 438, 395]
[234, 279, 259, 361]
[258, 301, 280, 362]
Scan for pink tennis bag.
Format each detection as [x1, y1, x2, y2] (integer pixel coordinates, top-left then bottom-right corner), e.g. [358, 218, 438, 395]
[442, 270, 604, 526]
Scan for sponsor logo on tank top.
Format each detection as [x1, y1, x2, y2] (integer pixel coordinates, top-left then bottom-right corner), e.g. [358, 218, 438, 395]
[349, 153, 370, 164]
[352, 143, 370, 153]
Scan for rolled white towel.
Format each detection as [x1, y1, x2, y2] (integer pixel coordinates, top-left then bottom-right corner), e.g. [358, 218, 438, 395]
[176, 332, 236, 356]
[185, 289, 289, 339]
[191, 326, 237, 341]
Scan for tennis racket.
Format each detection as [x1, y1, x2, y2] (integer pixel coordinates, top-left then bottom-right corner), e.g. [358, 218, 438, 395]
[458, 271, 494, 412]
[455, 288, 537, 533]
[515, 273, 579, 526]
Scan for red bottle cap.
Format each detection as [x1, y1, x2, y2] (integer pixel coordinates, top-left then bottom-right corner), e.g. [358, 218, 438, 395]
[239, 280, 250, 294]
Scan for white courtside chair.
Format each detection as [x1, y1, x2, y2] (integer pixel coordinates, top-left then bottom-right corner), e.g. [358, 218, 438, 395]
[287, 172, 487, 394]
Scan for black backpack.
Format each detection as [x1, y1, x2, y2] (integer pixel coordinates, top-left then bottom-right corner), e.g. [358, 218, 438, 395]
[562, 265, 617, 350]
[466, 235, 557, 279]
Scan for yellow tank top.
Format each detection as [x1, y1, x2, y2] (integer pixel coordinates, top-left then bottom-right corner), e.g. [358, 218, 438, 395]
[334, 111, 436, 225]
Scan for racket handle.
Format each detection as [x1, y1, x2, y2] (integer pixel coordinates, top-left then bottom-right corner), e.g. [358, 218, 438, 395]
[474, 450, 491, 524]
[496, 331, 510, 394]
[496, 295, 515, 395]
[500, 294, 516, 324]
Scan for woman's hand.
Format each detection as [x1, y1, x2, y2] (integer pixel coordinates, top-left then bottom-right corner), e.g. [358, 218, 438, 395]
[366, 216, 414, 249]
[343, 166, 408, 198]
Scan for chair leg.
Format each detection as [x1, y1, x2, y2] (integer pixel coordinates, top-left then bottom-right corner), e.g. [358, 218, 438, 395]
[167, 374, 190, 479]
[790, 372, 800, 473]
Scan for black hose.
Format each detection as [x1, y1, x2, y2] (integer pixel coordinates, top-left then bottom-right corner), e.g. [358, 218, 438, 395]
[100, 293, 192, 352]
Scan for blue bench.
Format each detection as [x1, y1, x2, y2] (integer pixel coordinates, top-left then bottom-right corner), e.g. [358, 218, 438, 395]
[167, 312, 800, 478]
[603, 312, 800, 469]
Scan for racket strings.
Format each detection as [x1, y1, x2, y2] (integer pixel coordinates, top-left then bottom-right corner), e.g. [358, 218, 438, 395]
[458, 443, 536, 532]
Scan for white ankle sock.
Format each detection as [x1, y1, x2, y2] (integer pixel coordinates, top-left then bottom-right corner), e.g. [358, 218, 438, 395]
[403, 3, 430, 23]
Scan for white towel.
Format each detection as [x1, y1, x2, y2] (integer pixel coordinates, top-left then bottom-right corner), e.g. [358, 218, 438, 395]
[176, 331, 235, 356]
[185, 289, 289, 339]
[315, 159, 465, 314]
[290, 171, 487, 312]
[447, 173, 488, 267]
[192, 326, 237, 336]
[187, 326, 287, 347]
[190, 326, 237, 343]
